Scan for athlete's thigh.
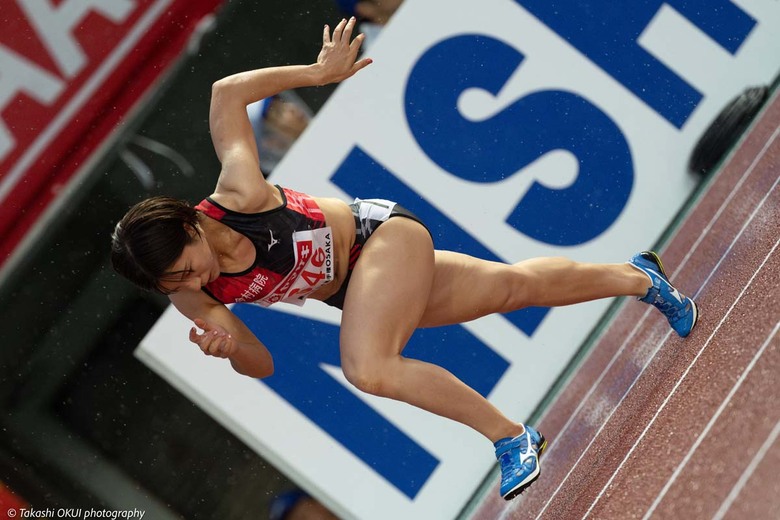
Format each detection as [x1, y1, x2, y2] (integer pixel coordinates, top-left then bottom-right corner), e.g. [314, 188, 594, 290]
[420, 250, 517, 328]
[340, 217, 435, 360]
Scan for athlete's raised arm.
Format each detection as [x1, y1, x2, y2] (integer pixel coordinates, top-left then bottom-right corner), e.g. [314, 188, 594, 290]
[208, 17, 371, 212]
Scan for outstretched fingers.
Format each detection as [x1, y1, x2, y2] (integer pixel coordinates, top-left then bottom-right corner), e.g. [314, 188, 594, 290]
[317, 17, 373, 84]
[341, 16, 357, 42]
[351, 56, 373, 75]
[332, 17, 347, 42]
[349, 31, 366, 53]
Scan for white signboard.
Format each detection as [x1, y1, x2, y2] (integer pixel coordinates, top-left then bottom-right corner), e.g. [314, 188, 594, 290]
[137, 1, 780, 518]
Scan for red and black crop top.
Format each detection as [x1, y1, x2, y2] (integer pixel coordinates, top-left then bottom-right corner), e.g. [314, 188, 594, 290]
[195, 186, 334, 307]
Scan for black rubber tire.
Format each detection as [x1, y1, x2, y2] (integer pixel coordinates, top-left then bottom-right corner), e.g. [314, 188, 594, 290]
[688, 86, 769, 176]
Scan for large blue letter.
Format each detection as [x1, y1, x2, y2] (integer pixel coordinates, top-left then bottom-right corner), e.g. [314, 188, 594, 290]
[405, 35, 633, 246]
[514, 0, 756, 128]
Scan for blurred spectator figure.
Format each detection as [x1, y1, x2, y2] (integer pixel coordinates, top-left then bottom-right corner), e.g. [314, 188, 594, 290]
[269, 489, 340, 520]
[334, 0, 403, 47]
[248, 2, 403, 177]
[247, 90, 313, 177]
[347, 0, 403, 25]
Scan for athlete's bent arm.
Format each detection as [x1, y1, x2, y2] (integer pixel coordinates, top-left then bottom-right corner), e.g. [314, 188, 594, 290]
[170, 291, 274, 378]
[207, 17, 371, 213]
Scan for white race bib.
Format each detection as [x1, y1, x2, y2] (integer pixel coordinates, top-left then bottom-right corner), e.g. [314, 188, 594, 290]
[257, 227, 334, 307]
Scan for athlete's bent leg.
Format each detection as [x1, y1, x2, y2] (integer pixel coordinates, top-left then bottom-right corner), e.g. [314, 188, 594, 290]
[338, 218, 524, 443]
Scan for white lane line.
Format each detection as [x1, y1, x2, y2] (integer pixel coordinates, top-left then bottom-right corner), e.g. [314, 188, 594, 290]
[712, 418, 780, 520]
[531, 124, 780, 520]
[642, 322, 780, 519]
[526, 322, 670, 520]
[671, 123, 780, 281]
[583, 165, 780, 520]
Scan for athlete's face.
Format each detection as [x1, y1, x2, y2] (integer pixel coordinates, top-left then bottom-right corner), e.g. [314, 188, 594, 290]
[160, 227, 220, 294]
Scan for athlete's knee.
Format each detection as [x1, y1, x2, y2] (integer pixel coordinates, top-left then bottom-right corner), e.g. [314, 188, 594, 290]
[341, 353, 395, 397]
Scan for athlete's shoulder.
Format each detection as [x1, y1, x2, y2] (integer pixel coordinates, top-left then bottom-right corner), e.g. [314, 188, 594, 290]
[210, 179, 281, 214]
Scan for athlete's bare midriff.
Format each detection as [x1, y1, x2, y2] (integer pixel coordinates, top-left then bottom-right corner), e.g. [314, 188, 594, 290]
[308, 196, 356, 301]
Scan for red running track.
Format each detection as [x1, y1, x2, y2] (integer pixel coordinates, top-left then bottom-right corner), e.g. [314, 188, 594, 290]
[471, 86, 780, 520]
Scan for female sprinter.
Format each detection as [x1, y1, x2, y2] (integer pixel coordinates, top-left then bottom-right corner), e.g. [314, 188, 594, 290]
[111, 17, 698, 500]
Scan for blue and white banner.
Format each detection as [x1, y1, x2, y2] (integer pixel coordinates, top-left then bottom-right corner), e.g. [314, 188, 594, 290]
[137, 1, 780, 518]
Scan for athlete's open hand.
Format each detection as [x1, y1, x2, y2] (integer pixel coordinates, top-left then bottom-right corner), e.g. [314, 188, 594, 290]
[189, 318, 236, 358]
[316, 17, 372, 84]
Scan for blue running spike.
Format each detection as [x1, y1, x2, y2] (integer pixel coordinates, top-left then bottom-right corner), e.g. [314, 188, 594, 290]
[629, 251, 699, 337]
[495, 425, 545, 500]
[524, 424, 548, 458]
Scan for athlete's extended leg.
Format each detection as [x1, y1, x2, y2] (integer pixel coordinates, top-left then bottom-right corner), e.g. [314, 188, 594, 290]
[420, 252, 650, 327]
[420, 251, 696, 336]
